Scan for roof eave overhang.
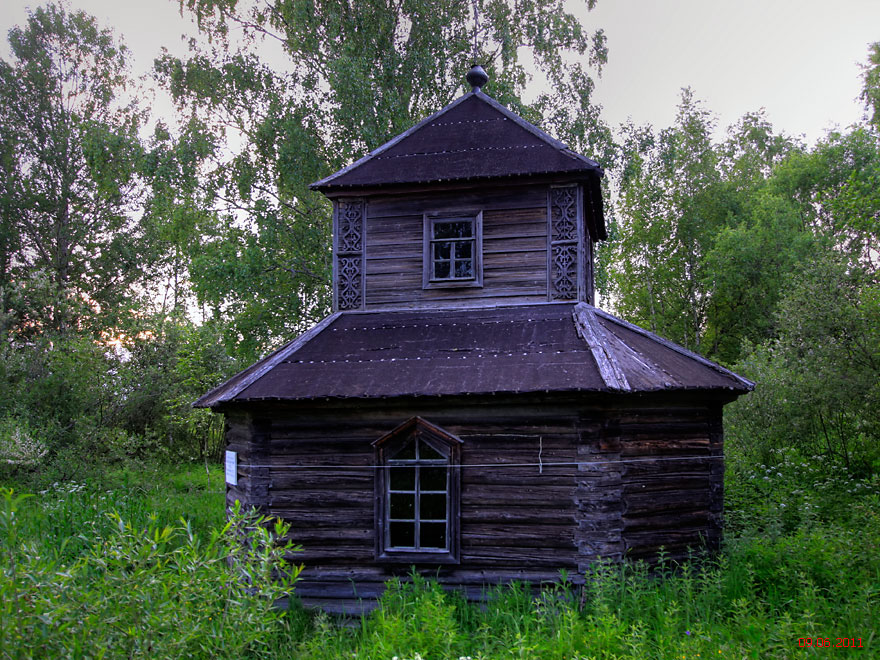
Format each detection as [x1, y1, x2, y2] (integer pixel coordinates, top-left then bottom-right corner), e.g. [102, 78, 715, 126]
[312, 170, 607, 241]
[192, 312, 343, 409]
[311, 168, 602, 196]
[206, 385, 750, 413]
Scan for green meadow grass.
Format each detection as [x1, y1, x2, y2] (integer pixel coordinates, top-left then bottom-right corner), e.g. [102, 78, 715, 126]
[1, 456, 877, 659]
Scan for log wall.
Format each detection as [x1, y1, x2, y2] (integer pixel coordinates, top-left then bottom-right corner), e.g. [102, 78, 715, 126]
[223, 395, 725, 614]
[617, 404, 724, 559]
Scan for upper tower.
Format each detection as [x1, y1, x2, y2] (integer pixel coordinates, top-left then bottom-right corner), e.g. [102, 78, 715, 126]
[310, 67, 606, 311]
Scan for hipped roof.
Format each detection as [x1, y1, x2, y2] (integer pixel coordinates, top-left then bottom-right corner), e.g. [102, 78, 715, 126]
[310, 91, 605, 236]
[194, 303, 753, 409]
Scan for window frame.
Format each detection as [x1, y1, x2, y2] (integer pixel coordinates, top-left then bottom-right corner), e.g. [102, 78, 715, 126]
[422, 211, 483, 289]
[373, 417, 462, 564]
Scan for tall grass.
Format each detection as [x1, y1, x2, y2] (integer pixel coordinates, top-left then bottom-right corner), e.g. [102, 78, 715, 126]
[1, 458, 877, 659]
[0, 483, 301, 659]
[283, 531, 877, 659]
[1, 464, 223, 564]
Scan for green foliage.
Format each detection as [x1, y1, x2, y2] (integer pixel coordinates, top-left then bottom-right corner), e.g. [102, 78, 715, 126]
[179, 0, 610, 161]
[799, 128, 880, 268]
[4, 466, 225, 557]
[0, 313, 240, 482]
[140, 115, 221, 314]
[0, 482, 301, 659]
[0, 416, 47, 466]
[611, 92, 810, 363]
[0, 5, 251, 469]
[0, 333, 111, 447]
[724, 120, 880, 472]
[110, 316, 235, 462]
[725, 446, 880, 535]
[2, 462, 878, 658]
[612, 66, 880, 469]
[726, 253, 880, 472]
[152, 49, 333, 360]
[860, 41, 880, 130]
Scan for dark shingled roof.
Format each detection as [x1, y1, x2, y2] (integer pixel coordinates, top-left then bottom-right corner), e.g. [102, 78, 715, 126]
[194, 303, 753, 408]
[309, 91, 602, 191]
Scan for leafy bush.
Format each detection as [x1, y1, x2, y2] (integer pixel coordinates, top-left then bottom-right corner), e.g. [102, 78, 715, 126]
[726, 253, 880, 473]
[0, 489, 302, 659]
[725, 446, 880, 535]
[0, 314, 241, 487]
[0, 416, 47, 466]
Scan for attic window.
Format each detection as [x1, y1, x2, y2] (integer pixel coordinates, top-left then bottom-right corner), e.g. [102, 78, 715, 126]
[423, 212, 483, 289]
[373, 417, 461, 563]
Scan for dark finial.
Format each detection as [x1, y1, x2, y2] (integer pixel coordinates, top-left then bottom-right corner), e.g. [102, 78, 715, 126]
[466, 64, 488, 92]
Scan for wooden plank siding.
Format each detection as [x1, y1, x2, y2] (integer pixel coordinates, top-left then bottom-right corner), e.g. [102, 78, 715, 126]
[363, 185, 552, 308]
[223, 395, 726, 614]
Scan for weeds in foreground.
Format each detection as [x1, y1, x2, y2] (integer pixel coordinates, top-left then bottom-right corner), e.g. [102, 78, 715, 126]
[0, 488, 301, 659]
[283, 533, 876, 660]
[1, 463, 877, 659]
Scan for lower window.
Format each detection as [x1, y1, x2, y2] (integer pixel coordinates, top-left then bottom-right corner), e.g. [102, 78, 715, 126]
[373, 417, 461, 563]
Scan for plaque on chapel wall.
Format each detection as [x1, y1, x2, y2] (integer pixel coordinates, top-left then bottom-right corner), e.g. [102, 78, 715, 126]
[225, 450, 238, 486]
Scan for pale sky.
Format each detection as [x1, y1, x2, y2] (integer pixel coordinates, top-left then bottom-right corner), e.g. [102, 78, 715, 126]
[1, 0, 879, 145]
[586, 0, 880, 143]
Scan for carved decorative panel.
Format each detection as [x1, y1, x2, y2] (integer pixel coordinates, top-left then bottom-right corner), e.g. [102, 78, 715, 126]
[550, 187, 577, 242]
[549, 186, 579, 300]
[335, 199, 364, 310]
[338, 201, 364, 253]
[551, 244, 577, 300]
[337, 256, 363, 310]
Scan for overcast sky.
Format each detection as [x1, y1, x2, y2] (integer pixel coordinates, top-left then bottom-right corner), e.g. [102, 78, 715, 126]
[1, 0, 879, 145]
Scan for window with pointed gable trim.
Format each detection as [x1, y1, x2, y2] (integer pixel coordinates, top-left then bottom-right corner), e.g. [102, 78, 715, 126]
[423, 212, 483, 289]
[372, 417, 461, 563]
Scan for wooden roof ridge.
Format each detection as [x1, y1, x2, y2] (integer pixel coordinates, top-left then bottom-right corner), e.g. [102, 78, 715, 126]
[192, 312, 343, 409]
[309, 89, 603, 191]
[572, 304, 631, 391]
[575, 302, 755, 392]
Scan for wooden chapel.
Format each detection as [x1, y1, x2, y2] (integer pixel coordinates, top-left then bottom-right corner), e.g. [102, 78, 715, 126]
[195, 65, 753, 614]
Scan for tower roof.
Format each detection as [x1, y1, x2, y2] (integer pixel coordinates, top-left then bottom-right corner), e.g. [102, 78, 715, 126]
[310, 90, 603, 192]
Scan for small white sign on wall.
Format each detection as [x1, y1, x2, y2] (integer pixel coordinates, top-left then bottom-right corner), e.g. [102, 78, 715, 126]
[225, 450, 238, 486]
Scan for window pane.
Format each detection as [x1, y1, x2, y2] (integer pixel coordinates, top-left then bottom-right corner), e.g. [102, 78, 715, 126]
[433, 260, 450, 279]
[420, 493, 446, 520]
[392, 441, 416, 460]
[390, 466, 415, 490]
[433, 242, 451, 260]
[418, 441, 444, 460]
[456, 241, 472, 259]
[390, 493, 415, 519]
[433, 221, 472, 239]
[420, 466, 447, 491]
[390, 522, 415, 548]
[454, 260, 473, 278]
[420, 523, 446, 549]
